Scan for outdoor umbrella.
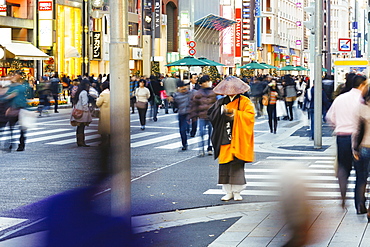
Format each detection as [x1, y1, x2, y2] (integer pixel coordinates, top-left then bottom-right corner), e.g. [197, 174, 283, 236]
[198, 57, 225, 66]
[165, 56, 209, 67]
[213, 76, 250, 95]
[322, 68, 328, 72]
[239, 61, 269, 70]
[295, 66, 308, 71]
[278, 65, 301, 71]
[260, 62, 277, 69]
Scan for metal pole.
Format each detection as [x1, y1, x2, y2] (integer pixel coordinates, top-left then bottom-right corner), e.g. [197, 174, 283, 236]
[314, 0, 323, 148]
[110, 0, 131, 221]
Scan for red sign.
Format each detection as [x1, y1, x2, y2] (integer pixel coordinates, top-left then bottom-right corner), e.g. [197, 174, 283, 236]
[188, 49, 196, 56]
[0, 6, 6, 12]
[39, 1, 52, 11]
[234, 8, 242, 57]
[188, 41, 196, 48]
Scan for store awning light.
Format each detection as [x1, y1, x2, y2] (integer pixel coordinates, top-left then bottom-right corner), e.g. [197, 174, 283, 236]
[194, 14, 237, 31]
[65, 46, 80, 58]
[3, 42, 49, 60]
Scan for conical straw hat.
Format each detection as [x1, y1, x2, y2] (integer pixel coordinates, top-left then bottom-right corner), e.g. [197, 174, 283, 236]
[213, 76, 250, 95]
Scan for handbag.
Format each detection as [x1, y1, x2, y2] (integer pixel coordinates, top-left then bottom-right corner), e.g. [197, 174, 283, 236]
[154, 95, 162, 105]
[5, 107, 20, 118]
[72, 107, 83, 119]
[160, 90, 167, 99]
[136, 101, 147, 109]
[18, 109, 37, 130]
[262, 94, 269, 106]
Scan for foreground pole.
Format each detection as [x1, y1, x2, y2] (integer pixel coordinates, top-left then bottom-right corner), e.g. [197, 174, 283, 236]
[110, 0, 131, 221]
[314, 0, 323, 148]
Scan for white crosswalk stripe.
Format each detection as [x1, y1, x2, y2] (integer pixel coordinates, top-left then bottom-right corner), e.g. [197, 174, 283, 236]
[203, 156, 352, 199]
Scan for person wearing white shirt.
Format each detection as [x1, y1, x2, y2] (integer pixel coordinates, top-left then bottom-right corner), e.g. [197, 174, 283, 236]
[326, 74, 369, 213]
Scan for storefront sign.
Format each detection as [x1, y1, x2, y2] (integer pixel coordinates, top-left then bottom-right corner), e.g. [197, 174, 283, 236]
[92, 32, 102, 60]
[38, 1, 53, 20]
[235, 7, 242, 57]
[39, 1, 52, 11]
[0, 5, 6, 16]
[132, 48, 143, 60]
[154, 0, 161, 38]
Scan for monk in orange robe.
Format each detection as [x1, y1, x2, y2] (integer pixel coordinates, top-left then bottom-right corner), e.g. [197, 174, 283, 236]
[208, 76, 255, 201]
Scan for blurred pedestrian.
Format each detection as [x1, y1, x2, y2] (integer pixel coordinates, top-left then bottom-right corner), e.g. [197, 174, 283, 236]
[96, 81, 110, 147]
[263, 79, 281, 134]
[208, 76, 255, 201]
[162, 73, 178, 114]
[70, 79, 79, 107]
[130, 76, 138, 114]
[326, 74, 369, 212]
[168, 81, 192, 151]
[37, 76, 51, 116]
[1, 70, 28, 151]
[189, 75, 217, 157]
[0, 76, 10, 150]
[283, 74, 298, 121]
[148, 75, 162, 122]
[188, 74, 199, 137]
[135, 79, 150, 130]
[50, 72, 60, 113]
[249, 76, 267, 118]
[70, 79, 92, 147]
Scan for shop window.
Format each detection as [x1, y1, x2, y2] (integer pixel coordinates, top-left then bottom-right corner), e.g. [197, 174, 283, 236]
[166, 2, 177, 52]
[129, 22, 138, 35]
[128, 0, 137, 14]
[6, 2, 20, 18]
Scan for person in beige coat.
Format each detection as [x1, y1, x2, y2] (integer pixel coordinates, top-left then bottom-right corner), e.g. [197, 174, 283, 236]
[96, 81, 110, 146]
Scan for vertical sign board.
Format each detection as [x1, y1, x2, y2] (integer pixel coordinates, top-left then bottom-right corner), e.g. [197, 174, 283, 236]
[255, 0, 261, 47]
[154, 0, 161, 38]
[38, 1, 53, 47]
[142, 0, 152, 35]
[92, 31, 102, 60]
[235, 1, 242, 58]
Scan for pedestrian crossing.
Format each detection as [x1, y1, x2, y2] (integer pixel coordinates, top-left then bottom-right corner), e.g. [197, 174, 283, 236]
[0, 125, 208, 149]
[203, 156, 356, 200]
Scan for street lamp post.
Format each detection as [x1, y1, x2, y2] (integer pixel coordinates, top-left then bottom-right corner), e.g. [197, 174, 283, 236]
[254, 15, 267, 62]
[287, 28, 296, 66]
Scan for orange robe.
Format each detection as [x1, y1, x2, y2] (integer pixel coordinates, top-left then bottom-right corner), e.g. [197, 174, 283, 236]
[218, 96, 255, 164]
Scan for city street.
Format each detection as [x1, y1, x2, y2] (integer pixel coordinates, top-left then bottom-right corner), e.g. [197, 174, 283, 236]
[0, 106, 345, 245]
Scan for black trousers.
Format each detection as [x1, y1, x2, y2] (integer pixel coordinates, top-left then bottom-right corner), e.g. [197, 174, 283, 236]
[137, 105, 148, 126]
[267, 104, 277, 132]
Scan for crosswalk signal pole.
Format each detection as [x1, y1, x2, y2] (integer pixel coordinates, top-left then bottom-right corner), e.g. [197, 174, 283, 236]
[110, 0, 131, 222]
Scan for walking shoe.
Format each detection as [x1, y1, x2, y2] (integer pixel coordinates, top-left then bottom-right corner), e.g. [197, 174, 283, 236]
[198, 151, 205, 157]
[208, 150, 213, 156]
[141, 126, 145, 130]
[233, 192, 243, 201]
[181, 146, 187, 151]
[221, 193, 233, 201]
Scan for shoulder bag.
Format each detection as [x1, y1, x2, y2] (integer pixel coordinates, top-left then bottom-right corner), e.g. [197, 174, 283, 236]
[262, 94, 269, 106]
[5, 107, 20, 118]
[72, 107, 83, 119]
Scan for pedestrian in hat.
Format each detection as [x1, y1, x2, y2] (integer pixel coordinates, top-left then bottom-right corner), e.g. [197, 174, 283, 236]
[208, 76, 255, 201]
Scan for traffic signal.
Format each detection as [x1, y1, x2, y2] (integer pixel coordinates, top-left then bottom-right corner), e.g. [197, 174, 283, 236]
[303, 2, 315, 34]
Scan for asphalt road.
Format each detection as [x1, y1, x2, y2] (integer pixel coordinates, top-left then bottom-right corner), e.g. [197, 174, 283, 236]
[0, 106, 338, 243]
